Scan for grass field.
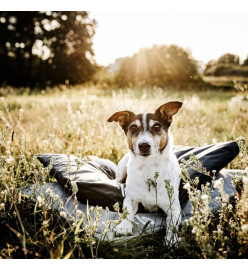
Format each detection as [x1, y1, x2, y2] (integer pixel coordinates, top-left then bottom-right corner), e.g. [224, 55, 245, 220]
[0, 85, 248, 258]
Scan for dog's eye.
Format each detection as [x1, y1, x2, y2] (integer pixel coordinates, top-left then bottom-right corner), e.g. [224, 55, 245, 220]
[152, 123, 161, 131]
[130, 125, 138, 132]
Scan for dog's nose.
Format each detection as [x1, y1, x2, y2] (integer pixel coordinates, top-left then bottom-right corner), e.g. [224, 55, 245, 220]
[138, 143, 151, 152]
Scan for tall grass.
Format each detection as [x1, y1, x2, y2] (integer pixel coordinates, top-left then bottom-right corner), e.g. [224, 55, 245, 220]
[0, 86, 247, 258]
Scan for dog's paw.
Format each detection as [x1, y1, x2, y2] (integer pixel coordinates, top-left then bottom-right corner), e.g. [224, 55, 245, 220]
[164, 232, 180, 247]
[114, 219, 133, 236]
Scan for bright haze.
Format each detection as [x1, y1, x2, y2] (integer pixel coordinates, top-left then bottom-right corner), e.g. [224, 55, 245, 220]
[90, 11, 248, 66]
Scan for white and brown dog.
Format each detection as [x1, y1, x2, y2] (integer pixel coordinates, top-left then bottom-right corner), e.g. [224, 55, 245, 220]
[108, 101, 183, 244]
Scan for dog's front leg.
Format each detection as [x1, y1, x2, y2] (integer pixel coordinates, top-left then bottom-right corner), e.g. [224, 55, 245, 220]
[115, 153, 129, 183]
[114, 196, 139, 236]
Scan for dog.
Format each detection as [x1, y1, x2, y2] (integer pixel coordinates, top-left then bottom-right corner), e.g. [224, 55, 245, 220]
[107, 101, 183, 245]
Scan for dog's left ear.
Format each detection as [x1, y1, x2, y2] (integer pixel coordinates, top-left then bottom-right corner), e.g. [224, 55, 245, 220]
[155, 101, 183, 124]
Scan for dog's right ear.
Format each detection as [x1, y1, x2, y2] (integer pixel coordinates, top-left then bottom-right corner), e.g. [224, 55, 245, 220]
[107, 111, 135, 129]
[155, 101, 182, 125]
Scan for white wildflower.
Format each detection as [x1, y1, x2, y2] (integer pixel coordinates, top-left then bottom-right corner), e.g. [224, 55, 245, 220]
[192, 226, 197, 233]
[6, 156, 14, 164]
[214, 178, 224, 190]
[215, 196, 221, 201]
[37, 196, 44, 207]
[42, 220, 49, 226]
[222, 197, 228, 203]
[201, 194, 209, 203]
[228, 204, 233, 210]
[46, 188, 53, 195]
[60, 211, 67, 218]
[217, 227, 222, 234]
[1, 190, 7, 195]
[184, 219, 190, 226]
[241, 224, 248, 232]
[76, 210, 83, 216]
[53, 195, 59, 201]
[0, 203, 5, 210]
[19, 109, 24, 113]
[183, 182, 190, 190]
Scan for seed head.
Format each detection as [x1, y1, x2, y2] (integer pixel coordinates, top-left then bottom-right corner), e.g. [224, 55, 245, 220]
[183, 182, 190, 190]
[241, 224, 248, 232]
[214, 178, 224, 190]
[0, 203, 5, 210]
[201, 194, 209, 203]
[60, 211, 67, 218]
[37, 196, 44, 207]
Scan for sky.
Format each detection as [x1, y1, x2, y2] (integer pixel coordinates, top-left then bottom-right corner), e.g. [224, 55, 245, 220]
[90, 10, 248, 66]
[2, 0, 248, 67]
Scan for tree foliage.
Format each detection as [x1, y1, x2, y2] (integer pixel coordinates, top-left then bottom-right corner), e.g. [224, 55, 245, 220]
[204, 53, 248, 77]
[114, 45, 200, 87]
[0, 11, 97, 86]
[217, 53, 240, 65]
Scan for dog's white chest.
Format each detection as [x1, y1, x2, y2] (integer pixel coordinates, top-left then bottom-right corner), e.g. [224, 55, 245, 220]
[125, 155, 179, 212]
[127, 170, 158, 209]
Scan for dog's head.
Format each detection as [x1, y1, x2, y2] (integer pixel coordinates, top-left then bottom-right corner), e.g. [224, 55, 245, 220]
[108, 101, 182, 156]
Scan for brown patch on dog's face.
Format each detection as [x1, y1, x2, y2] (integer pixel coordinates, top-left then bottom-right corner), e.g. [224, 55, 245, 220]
[126, 114, 143, 152]
[146, 113, 169, 152]
[158, 132, 168, 151]
[127, 136, 134, 150]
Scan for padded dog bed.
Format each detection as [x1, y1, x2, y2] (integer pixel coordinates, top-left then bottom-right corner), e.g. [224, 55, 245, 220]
[22, 169, 241, 240]
[22, 140, 242, 240]
[37, 141, 240, 209]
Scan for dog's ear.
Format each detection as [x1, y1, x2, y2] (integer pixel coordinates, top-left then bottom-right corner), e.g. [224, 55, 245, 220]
[155, 101, 182, 124]
[107, 111, 135, 129]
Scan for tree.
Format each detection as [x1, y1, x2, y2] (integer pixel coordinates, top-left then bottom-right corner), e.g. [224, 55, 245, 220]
[217, 53, 240, 65]
[0, 11, 97, 86]
[114, 44, 200, 87]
